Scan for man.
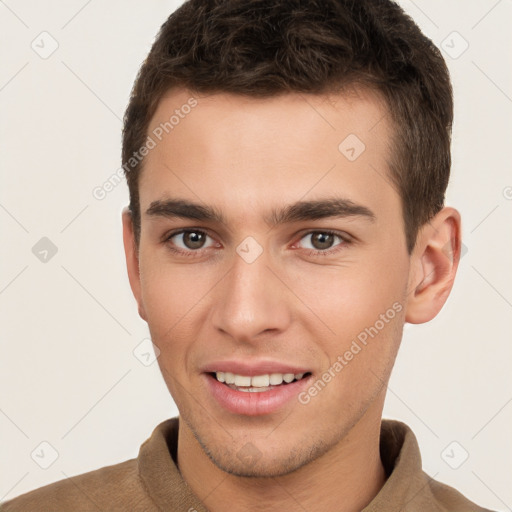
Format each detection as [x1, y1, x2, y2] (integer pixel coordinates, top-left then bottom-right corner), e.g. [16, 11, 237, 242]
[1, 0, 495, 510]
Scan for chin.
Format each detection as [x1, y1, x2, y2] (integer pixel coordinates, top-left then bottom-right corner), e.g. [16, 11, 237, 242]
[195, 430, 333, 479]
[207, 451, 308, 479]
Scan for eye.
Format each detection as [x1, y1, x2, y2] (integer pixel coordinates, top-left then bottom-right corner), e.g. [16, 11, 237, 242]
[297, 231, 347, 252]
[167, 230, 217, 251]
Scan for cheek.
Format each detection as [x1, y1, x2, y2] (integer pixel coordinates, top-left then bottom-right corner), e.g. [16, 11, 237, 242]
[137, 252, 213, 343]
[138, 262, 210, 397]
[140, 249, 208, 312]
[287, 253, 407, 400]
[289, 258, 406, 339]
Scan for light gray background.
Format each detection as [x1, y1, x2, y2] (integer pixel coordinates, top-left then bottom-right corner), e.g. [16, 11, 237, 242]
[1, 1, 511, 509]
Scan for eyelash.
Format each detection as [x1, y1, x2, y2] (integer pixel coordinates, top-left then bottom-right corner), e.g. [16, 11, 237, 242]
[163, 229, 217, 259]
[163, 229, 352, 258]
[295, 229, 351, 257]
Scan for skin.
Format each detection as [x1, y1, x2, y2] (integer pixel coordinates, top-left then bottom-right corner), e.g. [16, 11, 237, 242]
[122, 88, 461, 512]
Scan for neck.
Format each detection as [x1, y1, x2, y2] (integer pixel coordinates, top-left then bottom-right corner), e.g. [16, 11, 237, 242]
[177, 412, 387, 512]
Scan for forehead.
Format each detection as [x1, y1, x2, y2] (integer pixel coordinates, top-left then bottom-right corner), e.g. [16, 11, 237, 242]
[139, 88, 398, 225]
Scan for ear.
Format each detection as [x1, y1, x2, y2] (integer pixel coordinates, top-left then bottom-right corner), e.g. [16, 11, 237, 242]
[122, 207, 147, 322]
[404, 207, 462, 324]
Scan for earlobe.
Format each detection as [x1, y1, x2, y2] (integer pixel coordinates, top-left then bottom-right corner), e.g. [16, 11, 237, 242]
[121, 207, 147, 322]
[405, 207, 462, 324]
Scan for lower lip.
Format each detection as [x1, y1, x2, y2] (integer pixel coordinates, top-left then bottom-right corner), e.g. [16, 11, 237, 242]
[204, 373, 311, 416]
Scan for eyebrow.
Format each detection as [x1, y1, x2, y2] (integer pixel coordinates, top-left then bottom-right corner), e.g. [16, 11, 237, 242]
[267, 198, 375, 225]
[146, 199, 225, 223]
[145, 197, 375, 225]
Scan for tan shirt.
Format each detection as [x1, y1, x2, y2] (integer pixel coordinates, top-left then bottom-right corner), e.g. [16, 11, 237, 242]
[1, 418, 494, 511]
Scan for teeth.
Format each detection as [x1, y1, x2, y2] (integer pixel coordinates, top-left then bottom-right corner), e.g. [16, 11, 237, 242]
[238, 386, 272, 393]
[214, 371, 307, 388]
[269, 373, 283, 385]
[234, 375, 251, 387]
[251, 374, 270, 387]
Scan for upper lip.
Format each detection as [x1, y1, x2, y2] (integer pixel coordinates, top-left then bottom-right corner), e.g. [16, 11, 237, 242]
[201, 360, 311, 376]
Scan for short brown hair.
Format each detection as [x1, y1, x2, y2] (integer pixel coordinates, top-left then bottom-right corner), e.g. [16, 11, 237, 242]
[122, 0, 453, 253]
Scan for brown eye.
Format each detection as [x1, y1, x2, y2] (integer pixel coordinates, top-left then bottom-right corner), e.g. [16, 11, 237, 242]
[310, 232, 335, 250]
[297, 231, 345, 252]
[169, 230, 215, 251]
[182, 231, 206, 249]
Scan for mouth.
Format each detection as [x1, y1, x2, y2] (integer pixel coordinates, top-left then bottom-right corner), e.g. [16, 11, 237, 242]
[203, 367, 313, 416]
[209, 371, 312, 392]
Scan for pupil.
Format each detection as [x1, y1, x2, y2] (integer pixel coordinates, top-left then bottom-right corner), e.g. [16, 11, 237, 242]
[184, 231, 205, 249]
[312, 233, 333, 250]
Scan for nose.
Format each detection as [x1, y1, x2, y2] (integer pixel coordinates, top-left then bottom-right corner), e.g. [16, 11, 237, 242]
[211, 251, 292, 343]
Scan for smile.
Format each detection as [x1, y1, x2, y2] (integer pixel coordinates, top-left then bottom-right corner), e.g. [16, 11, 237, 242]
[214, 371, 308, 392]
[204, 369, 312, 415]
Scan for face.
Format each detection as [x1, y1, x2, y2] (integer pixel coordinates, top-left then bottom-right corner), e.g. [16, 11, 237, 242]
[125, 88, 412, 477]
